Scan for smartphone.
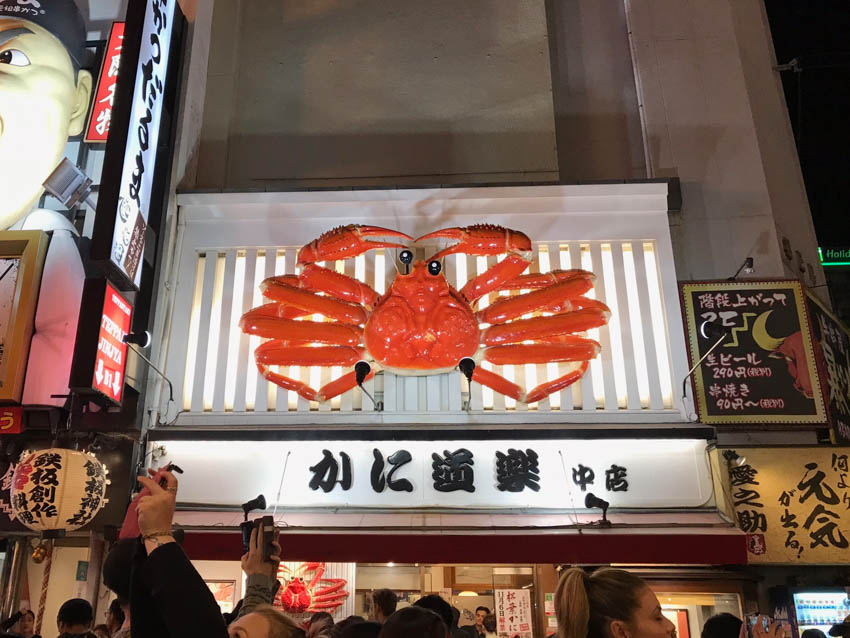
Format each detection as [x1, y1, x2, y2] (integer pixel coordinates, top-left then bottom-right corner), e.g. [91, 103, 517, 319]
[258, 515, 275, 561]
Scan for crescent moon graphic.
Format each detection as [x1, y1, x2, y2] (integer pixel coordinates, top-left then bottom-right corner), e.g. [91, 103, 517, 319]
[751, 310, 787, 351]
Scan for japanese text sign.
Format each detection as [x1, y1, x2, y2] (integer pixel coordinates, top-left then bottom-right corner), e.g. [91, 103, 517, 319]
[111, 0, 178, 287]
[681, 281, 825, 424]
[92, 283, 132, 403]
[495, 589, 533, 638]
[84, 22, 125, 143]
[157, 439, 713, 510]
[807, 292, 850, 443]
[727, 447, 850, 564]
[0, 407, 22, 435]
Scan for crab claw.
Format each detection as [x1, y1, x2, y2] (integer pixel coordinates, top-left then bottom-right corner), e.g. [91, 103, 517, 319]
[297, 224, 412, 265]
[416, 224, 532, 260]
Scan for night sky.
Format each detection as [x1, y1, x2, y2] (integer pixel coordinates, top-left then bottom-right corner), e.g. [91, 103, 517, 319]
[764, 0, 850, 250]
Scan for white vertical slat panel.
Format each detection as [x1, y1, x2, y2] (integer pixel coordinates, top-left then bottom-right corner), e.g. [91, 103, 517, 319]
[232, 250, 257, 413]
[589, 243, 619, 411]
[190, 253, 218, 413]
[514, 247, 538, 413]
[279, 249, 296, 412]
[631, 244, 664, 410]
[212, 250, 237, 412]
[339, 257, 357, 413]
[381, 250, 397, 412]
[448, 371, 463, 411]
[533, 243, 552, 413]
[466, 254, 484, 411]
[642, 242, 675, 409]
[576, 244, 596, 411]
[551, 242, 572, 411]
[363, 251, 377, 412]
[252, 251, 273, 413]
[179, 254, 205, 411]
[610, 243, 642, 410]
[488, 255, 507, 412]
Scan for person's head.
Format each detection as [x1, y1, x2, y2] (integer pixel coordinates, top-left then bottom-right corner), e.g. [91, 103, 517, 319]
[803, 630, 828, 638]
[340, 621, 381, 638]
[18, 610, 34, 635]
[379, 607, 447, 638]
[483, 614, 497, 634]
[227, 604, 301, 638]
[372, 589, 398, 623]
[57, 598, 93, 634]
[702, 614, 743, 638]
[475, 607, 491, 629]
[829, 616, 850, 638]
[103, 539, 135, 600]
[310, 612, 334, 628]
[556, 567, 675, 638]
[106, 598, 126, 632]
[414, 594, 453, 633]
[0, 0, 93, 230]
[93, 623, 110, 638]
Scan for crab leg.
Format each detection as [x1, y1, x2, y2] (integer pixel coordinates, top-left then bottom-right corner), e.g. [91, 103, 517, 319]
[300, 263, 380, 309]
[477, 273, 595, 324]
[298, 224, 412, 265]
[240, 315, 363, 346]
[416, 225, 533, 303]
[472, 361, 589, 404]
[254, 363, 374, 403]
[261, 278, 368, 324]
[484, 339, 601, 365]
[493, 268, 592, 291]
[481, 307, 609, 346]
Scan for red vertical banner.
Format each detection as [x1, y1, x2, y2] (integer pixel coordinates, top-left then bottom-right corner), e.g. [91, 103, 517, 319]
[0, 407, 22, 434]
[92, 284, 132, 402]
[85, 22, 125, 143]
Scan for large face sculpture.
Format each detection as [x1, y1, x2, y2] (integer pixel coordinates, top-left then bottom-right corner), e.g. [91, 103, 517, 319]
[0, 16, 92, 229]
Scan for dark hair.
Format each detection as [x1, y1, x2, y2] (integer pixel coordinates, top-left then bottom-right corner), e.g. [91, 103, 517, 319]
[476, 606, 491, 615]
[373, 589, 398, 619]
[802, 630, 827, 638]
[93, 624, 110, 637]
[414, 594, 453, 629]
[22, 610, 34, 621]
[340, 621, 381, 638]
[483, 614, 497, 633]
[334, 616, 365, 636]
[451, 607, 460, 629]
[108, 598, 125, 626]
[556, 567, 648, 638]
[379, 607, 447, 638]
[311, 612, 335, 627]
[702, 613, 743, 638]
[57, 598, 93, 627]
[103, 539, 136, 599]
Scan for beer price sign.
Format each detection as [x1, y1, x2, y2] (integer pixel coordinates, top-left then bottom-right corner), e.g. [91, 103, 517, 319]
[93, 283, 132, 402]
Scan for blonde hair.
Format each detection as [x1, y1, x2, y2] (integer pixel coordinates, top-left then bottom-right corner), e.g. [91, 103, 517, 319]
[246, 604, 302, 638]
[556, 567, 647, 638]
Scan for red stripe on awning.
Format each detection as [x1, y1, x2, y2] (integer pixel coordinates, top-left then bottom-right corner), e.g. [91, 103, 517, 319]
[181, 531, 748, 565]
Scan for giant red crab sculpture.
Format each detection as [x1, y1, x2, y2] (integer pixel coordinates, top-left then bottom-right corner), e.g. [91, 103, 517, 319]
[276, 562, 348, 614]
[240, 224, 610, 404]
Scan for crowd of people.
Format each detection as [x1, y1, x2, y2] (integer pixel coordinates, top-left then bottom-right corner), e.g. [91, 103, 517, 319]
[2, 468, 848, 638]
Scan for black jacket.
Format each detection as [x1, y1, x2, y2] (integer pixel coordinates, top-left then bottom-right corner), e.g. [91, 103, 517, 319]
[129, 539, 228, 638]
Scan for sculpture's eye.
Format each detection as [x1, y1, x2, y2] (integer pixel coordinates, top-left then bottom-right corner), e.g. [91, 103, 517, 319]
[428, 260, 442, 276]
[0, 49, 30, 67]
[399, 250, 414, 265]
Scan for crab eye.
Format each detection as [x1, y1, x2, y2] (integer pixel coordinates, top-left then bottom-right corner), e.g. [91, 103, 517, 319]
[399, 250, 414, 265]
[428, 260, 442, 275]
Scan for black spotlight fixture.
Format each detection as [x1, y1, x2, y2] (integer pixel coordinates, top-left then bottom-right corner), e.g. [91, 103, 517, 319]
[722, 449, 747, 467]
[240, 494, 267, 554]
[241, 494, 266, 521]
[585, 493, 611, 528]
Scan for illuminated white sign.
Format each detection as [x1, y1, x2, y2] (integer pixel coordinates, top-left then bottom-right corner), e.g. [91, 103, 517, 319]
[111, 0, 177, 288]
[157, 439, 712, 510]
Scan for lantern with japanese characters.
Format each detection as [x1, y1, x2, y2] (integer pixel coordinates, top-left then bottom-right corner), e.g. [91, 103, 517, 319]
[10, 449, 109, 533]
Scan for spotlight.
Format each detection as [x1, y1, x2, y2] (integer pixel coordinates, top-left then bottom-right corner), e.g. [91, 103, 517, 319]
[728, 257, 755, 280]
[699, 320, 727, 341]
[241, 494, 266, 521]
[584, 493, 611, 527]
[723, 450, 747, 467]
[123, 331, 152, 348]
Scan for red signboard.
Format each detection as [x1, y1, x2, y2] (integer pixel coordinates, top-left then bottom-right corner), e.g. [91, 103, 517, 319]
[92, 283, 132, 402]
[84, 22, 125, 143]
[0, 407, 22, 435]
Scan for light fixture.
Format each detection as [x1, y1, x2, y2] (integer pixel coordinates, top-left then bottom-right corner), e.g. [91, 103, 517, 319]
[458, 591, 478, 597]
[123, 331, 151, 348]
[585, 493, 611, 528]
[728, 257, 755, 280]
[386, 562, 395, 567]
[681, 320, 729, 417]
[42, 157, 96, 210]
[723, 450, 747, 467]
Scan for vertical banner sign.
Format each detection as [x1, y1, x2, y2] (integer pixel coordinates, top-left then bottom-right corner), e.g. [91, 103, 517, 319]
[0, 407, 22, 435]
[84, 22, 125, 143]
[495, 589, 533, 638]
[681, 281, 825, 424]
[727, 448, 850, 564]
[806, 292, 850, 443]
[93, 284, 133, 402]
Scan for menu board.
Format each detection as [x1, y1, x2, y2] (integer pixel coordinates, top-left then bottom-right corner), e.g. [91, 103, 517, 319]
[806, 292, 850, 442]
[728, 447, 850, 564]
[681, 281, 825, 424]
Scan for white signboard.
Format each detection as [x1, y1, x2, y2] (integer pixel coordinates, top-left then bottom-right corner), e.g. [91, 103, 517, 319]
[157, 439, 712, 510]
[495, 589, 533, 638]
[111, 0, 178, 287]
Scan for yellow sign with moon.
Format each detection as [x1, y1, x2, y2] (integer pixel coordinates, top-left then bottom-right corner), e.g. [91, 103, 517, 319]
[724, 447, 850, 564]
[681, 280, 826, 423]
